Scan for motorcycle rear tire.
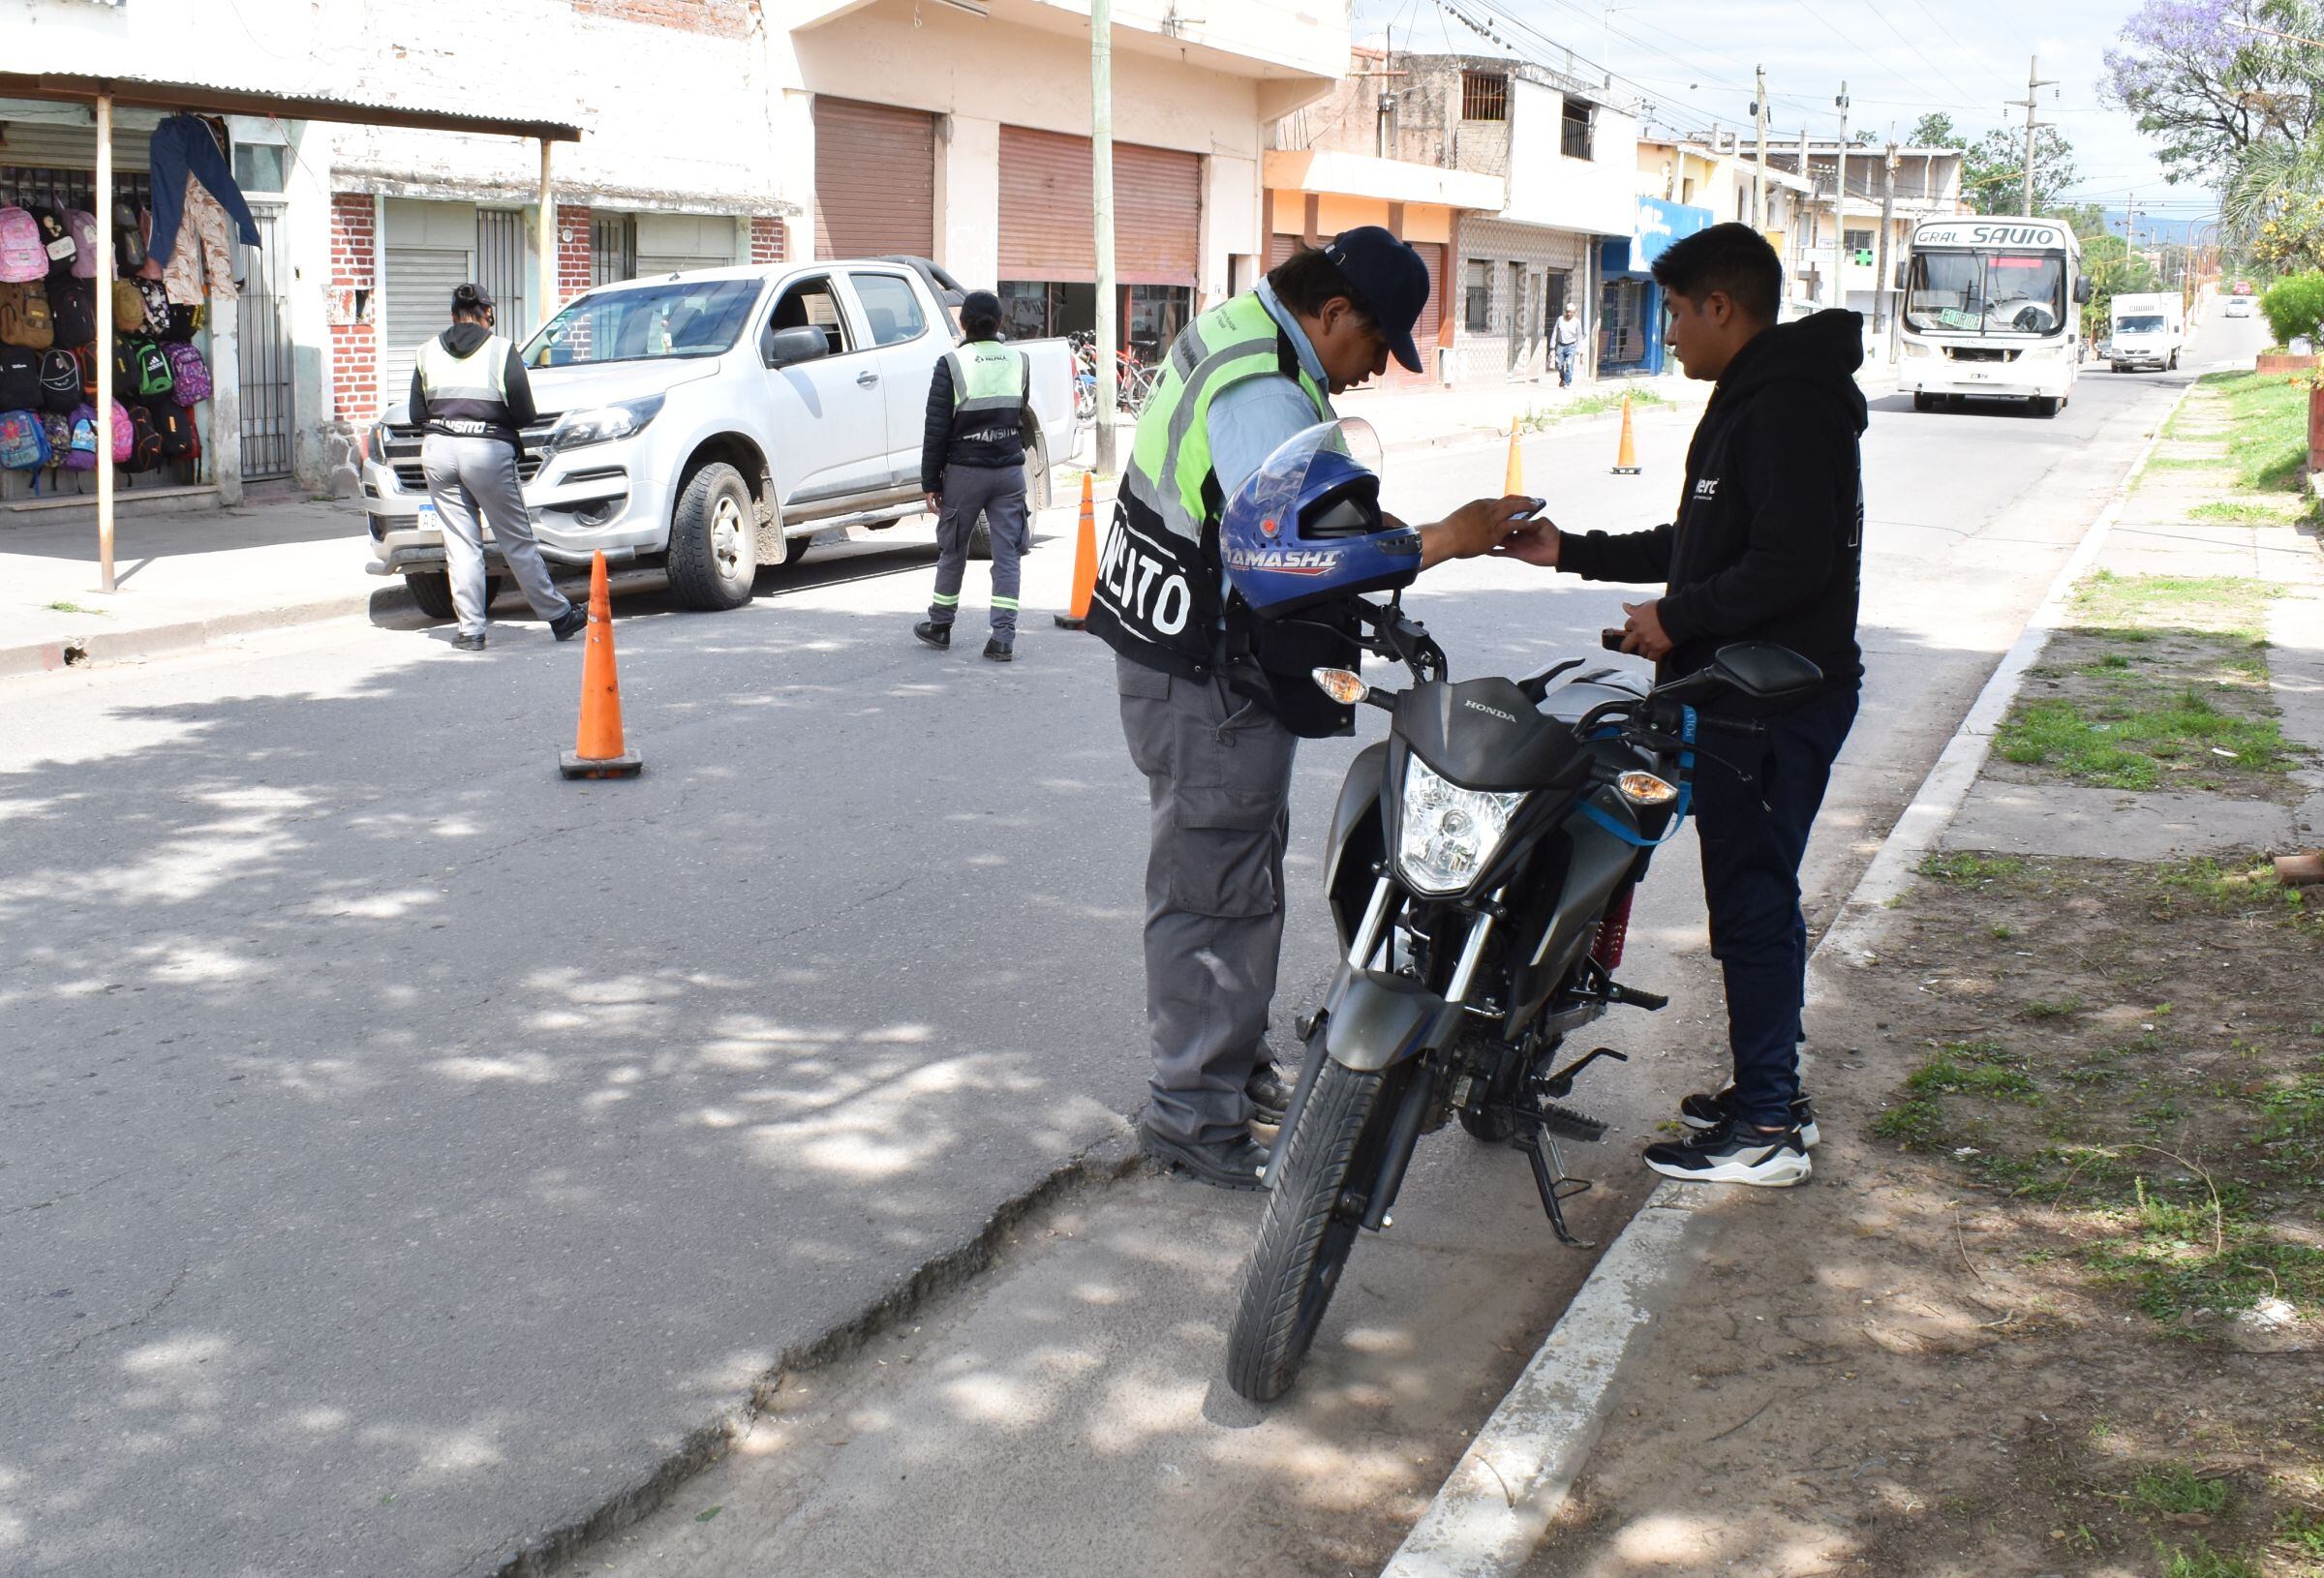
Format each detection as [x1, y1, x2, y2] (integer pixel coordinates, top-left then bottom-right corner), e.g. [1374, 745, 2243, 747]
[1227, 1058, 1399, 1403]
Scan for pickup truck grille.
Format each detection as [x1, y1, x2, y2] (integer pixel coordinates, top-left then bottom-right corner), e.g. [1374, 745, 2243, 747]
[382, 417, 559, 489]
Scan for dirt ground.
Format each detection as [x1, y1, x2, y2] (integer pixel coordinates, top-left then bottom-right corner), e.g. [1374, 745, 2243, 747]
[1528, 853, 2324, 1578]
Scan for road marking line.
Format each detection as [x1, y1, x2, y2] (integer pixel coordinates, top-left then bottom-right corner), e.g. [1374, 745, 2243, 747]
[1377, 370, 2205, 1578]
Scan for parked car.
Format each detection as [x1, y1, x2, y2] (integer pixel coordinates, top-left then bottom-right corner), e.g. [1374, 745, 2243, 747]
[362, 258, 1076, 616]
[2225, 294, 2253, 318]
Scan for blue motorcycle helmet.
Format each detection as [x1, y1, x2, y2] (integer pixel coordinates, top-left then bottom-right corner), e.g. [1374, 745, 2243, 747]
[1221, 418, 1421, 619]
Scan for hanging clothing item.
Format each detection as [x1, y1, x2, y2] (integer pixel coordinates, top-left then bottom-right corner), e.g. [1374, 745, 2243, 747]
[160, 178, 240, 305]
[146, 114, 260, 268]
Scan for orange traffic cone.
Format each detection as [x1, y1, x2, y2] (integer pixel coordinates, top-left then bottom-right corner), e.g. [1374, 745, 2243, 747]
[1054, 470, 1098, 629]
[559, 552, 643, 780]
[1610, 392, 1641, 475]
[1503, 416, 1523, 495]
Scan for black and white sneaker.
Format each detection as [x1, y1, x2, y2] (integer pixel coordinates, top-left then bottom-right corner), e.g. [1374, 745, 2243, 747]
[1678, 1085, 1819, 1147]
[1644, 1115, 1814, 1187]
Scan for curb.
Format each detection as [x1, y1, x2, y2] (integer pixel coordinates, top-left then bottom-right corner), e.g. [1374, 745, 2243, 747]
[1376, 369, 2203, 1578]
[0, 586, 414, 679]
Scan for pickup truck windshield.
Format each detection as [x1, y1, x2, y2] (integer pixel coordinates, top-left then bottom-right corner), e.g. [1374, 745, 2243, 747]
[524, 278, 761, 368]
[1905, 250, 2066, 336]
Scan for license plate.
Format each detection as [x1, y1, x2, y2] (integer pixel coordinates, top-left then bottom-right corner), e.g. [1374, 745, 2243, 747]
[413, 501, 440, 531]
[1965, 370, 1990, 381]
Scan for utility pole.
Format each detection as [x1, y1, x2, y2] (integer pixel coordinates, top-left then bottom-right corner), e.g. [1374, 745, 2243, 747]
[1832, 82, 1849, 313]
[1752, 65, 1769, 232]
[2005, 56, 2057, 218]
[1092, 0, 1118, 475]
[1875, 142, 1897, 335]
[1798, 126, 1813, 301]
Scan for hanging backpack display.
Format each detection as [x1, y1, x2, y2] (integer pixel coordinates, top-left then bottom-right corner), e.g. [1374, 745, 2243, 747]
[0, 347, 38, 409]
[112, 201, 145, 273]
[65, 403, 100, 471]
[0, 409, 52, 469]
[115, 336, 174, 401]
[137, 279, 170, 337]
[161, 303, 202, 344]
[122, 402, 163, 471]
[39, 410, 71, 462]
[38, 349, 79, 413]
[0, 208, 46, 284]
[111, 280, 145, 330]
[71, 398, 133, 464]
[152, 402, 199, 460]
[49, 277, 95, 347]
[65, 210, 99, 280]
[163, 343, 211, 405]
[0, 280, 53, 349]
[73, 344, 97, 400]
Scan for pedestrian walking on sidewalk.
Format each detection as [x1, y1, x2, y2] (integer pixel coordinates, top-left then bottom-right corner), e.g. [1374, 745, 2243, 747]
[1085, 228, 1536, 1190]
[410, 284, 584, 652]
[914, 290, 1036, 662]
[1552, 302, 1580, 387]
[1498, 224, 1865, 1187]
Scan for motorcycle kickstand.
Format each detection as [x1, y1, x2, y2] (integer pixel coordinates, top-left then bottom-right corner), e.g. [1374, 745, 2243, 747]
[1517, 1128, 1598, 1249]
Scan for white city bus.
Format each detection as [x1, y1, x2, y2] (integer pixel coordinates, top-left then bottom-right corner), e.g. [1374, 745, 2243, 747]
[1895, 217, 2091, 417]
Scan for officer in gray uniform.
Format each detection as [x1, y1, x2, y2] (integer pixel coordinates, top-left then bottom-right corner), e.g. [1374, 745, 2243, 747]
[410, 283, 586, 652]
[1086, 231, 1535, 1189]
[915, 289, 1037, 662]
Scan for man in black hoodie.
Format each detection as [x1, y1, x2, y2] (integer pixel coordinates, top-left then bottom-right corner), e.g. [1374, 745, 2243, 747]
[1499, 223, 1866, 1187]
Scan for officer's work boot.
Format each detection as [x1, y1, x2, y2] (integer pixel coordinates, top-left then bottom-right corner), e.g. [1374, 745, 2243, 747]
[913, 620, 952, 650]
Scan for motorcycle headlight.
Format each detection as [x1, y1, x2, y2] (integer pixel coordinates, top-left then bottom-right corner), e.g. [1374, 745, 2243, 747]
[544, 393, 664, 454]
[1397, 755, 1526, 895]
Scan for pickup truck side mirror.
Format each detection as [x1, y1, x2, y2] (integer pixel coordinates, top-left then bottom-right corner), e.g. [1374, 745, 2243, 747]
[764, 325, 830, 369]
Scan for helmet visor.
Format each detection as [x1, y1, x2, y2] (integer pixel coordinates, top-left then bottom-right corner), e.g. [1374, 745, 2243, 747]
[1229, 417, 1384, 542]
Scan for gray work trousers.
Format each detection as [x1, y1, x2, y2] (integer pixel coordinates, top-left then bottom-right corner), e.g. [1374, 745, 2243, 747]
[1116, 653, 1299, 1145]
[421, 433, 574, 639]
[930, 462, 1029, 638]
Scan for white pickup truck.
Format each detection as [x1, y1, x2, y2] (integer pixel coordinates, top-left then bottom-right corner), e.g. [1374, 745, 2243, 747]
[360, 258, 1077, 615]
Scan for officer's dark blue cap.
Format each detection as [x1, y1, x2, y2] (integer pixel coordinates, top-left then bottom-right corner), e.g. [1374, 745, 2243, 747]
[1323, 226, 1430, 373]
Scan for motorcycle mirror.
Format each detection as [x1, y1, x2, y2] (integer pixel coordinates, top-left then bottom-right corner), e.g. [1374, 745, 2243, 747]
[1707, 642, 1823, 700]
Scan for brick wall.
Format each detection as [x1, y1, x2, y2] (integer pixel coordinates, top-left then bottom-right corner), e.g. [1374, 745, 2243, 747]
[329, 194, 379, 422]
[557, 203, 593, 305]
[750, 216, 786, 264]
[574, 0, 755, 35]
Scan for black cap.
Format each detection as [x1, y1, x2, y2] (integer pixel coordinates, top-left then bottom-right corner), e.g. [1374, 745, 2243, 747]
[960, 289, 1003, 321]
[452, 283, 495, 313]
[1323, 226, 1430, 372]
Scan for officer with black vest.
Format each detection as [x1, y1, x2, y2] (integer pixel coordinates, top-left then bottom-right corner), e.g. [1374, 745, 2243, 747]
[410, 283, 585, 652]
[1086, 228, 1537, 1188]
[915, 289, 1037, 662]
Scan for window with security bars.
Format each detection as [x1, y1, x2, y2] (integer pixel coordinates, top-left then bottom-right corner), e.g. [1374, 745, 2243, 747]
[1561, 98, 1594, 160]
[1461, 73, 1509, 122]
[1464, 259, 1490, 333]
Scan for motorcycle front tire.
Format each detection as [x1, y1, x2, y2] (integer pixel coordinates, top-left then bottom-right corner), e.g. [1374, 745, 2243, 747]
[1227, 1057, 1404, 1403]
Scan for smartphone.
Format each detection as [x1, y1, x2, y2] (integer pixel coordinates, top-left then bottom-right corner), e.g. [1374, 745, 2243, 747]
[1600, 627, 1627, 652]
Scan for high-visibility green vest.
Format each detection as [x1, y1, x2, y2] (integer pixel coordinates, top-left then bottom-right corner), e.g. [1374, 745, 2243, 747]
[1086, 292, 1330, 678]
[948, 340, 1028, 419]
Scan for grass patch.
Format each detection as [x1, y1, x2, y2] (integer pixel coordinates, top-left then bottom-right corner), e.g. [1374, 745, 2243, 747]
[2144, 455, 2238, 471]
[2135, 1466, 2234, 1517]
[1917, 851, 2025, 885]
[2192, 370, 2311, 491]
[1904, 1038, 2041, 1104]
[2070, 571, 2278, 642]
[2154, 858, 2315, 930]
[1994, 692, 2297, 788]
[1514, 387, 1668, 431]
[2160, 1538, 2261, 1578]
[2186, 499, 2295, 523]
[45, 599, 107, 616]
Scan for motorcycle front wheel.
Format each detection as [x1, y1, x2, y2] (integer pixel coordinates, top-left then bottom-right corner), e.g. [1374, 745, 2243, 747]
[1227, 1057, 1407, 1402]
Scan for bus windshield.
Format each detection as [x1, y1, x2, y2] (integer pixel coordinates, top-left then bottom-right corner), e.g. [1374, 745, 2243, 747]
[1905, 250, 2066, 337]
[522, 277, 761, 367]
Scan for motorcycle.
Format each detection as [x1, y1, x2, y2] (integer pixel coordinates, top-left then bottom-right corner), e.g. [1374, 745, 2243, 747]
[1222, 574, 1820, 1403]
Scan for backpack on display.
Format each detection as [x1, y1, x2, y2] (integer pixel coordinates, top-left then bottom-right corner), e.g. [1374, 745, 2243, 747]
[27, 206, 76, 275]
[71, 397, 133, 464]
[65, 210, 99, 279]
[113, 202, 145, 273]
[65, 403, 100, 470]
[161, 303, 202, 344]
[112, 280, 145, 329]
[49, 277, 95, 347]
[0, 347, 38, 408]
[0, 208, 46, 284]
[38, 349, 79, 412]
[73, 344, 97, 399]
[164, 342, 210, 405]
[123, 402, 162, 470]
[0, 280, 53, 349]
[153, 402, 199, 460]
[0, 409, 52, 469]
[116, 336, 173, 400]
[137, 279, 170, 336]
[39, 410, 71, 461]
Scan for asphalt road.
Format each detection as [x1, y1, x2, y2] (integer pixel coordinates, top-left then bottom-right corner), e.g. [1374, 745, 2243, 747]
[0, 316, 2252, 1577]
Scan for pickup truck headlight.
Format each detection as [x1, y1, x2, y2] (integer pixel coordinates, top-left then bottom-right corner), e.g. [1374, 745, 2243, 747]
[1398, 755, 1525, 895]
[545, 393, 665, 454]
[363, 419, 395, 464]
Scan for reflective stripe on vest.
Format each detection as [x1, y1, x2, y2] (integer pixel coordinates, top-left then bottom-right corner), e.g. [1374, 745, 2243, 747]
[1084, 292, 1330, 676]
[415, 333, 513, 421]
[948, 341, 1028, 421]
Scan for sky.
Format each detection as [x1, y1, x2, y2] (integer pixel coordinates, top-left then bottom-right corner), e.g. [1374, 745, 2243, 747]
[1351, 0, 2217, 230]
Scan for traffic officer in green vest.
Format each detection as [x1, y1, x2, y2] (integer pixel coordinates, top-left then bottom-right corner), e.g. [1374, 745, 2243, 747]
[915, 289, 1037, 661]
[1086, 228, 1539, 1188]
[410, 283, 585, 651]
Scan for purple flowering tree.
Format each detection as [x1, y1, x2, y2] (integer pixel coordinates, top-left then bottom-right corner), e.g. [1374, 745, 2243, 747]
[2101, 0, 2324, 182]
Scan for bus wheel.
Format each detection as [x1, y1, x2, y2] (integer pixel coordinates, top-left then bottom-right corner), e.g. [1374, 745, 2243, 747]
[1912, 391, 1936, 412]
[2032, 396, 2061, 418]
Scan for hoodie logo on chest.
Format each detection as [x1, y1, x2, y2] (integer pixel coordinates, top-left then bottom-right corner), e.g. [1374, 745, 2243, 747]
[1692, 477, 1721, 501]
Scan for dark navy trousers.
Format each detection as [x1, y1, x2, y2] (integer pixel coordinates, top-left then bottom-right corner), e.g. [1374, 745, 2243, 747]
[1688, 686, 1858, 1129]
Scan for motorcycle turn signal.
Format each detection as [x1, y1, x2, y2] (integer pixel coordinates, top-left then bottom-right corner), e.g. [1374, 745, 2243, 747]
[1310, 667, 1391, 709]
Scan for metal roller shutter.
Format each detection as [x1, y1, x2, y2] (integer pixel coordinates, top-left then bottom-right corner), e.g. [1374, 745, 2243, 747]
[814, 99, 934, 259]
[382, 246, 474, 418]
[997, 127, 1198, 287]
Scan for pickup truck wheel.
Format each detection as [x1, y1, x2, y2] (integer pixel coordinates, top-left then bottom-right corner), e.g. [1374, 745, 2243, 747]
[1911, 391, 1935, 412]
[967, 512, 992, 561]
[667, 462, 759, 611]
[405, 571, 504, 622]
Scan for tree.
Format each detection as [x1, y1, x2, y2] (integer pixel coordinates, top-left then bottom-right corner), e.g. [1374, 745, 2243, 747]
[2078, 231, 2160, 340]
[1962, 126, 2079, 215]
[2102, 0, 2324, 184]
[1909, 112, 1964, 149]
[2052, 201, 2111, 238]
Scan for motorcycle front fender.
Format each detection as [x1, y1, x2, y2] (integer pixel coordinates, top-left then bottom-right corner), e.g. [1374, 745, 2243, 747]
[1322, 966, 1458, 1073]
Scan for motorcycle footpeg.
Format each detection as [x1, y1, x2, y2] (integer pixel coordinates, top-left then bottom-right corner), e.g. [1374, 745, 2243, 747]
[1606, 981, 1669, 1012]
[1536, 1102, 1607, 1144]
